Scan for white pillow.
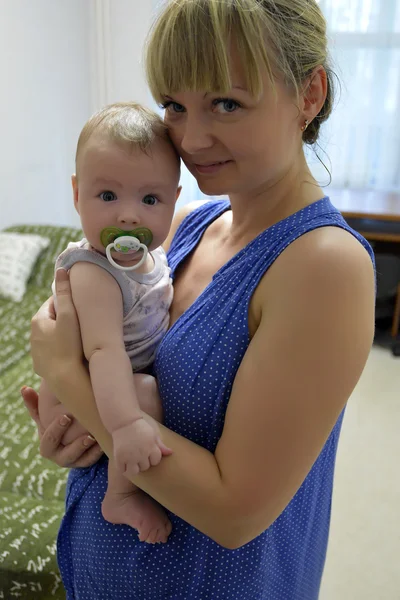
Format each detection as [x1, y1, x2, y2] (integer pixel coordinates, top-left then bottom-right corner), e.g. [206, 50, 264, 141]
[0, 232, 50, 302]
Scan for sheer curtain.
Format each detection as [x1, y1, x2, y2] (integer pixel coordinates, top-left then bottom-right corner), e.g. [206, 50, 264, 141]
[310, 0, 400, 192]
[152, 0, 400, 206]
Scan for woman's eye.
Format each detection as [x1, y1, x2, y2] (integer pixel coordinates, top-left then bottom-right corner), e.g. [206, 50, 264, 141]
[213, 98, 241, 114]
[161, 101, 185, 114]
[142, 195, 158, 206]
[100, 191, 117, 202]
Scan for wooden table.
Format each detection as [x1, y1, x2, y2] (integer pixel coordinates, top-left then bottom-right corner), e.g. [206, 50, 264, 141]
[328, 189, 400, 343]
[328, 188, 400, 243]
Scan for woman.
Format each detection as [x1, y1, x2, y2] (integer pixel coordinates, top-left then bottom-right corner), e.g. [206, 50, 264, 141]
[23, 0, 375, 598]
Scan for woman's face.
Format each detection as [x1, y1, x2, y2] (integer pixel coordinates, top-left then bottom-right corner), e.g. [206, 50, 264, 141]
[162, 54, 304, 197]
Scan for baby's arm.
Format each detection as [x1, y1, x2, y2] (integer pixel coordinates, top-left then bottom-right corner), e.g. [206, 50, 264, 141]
[68, 262, 167, 474]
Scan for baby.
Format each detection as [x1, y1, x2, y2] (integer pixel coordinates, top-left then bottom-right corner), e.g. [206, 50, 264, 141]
[38, 102, 181, 544]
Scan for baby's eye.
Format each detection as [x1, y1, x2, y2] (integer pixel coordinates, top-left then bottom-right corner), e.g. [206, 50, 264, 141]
[100, 191, 117, 202]
[142, 195, 158, 206]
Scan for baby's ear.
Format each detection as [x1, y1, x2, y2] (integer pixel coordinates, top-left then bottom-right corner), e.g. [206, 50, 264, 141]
[71, 175, 79, 214]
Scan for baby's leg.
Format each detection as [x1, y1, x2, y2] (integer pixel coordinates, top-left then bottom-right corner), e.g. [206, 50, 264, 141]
[101, 374, 171, 543]
[38, 379, 88, 445]
[133, 373, 163, 422]
[102, 462, 172, 544]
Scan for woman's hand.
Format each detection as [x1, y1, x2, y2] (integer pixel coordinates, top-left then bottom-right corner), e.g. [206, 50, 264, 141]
[30, 268, 83, 383]
[21, 386, 104, 468]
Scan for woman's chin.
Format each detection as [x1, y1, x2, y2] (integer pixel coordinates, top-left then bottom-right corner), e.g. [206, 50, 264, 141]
[196, 179, 230, 197]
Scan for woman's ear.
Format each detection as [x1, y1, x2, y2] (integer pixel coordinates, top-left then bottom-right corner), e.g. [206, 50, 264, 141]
[301, 65, 328, 123]
[71, 175, 80, 214]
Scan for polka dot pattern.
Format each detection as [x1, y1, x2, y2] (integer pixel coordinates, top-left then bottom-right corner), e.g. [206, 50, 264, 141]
[57, 198, 374, 599]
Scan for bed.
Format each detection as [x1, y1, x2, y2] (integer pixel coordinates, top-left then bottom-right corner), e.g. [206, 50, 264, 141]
[0, 224, 82, 599]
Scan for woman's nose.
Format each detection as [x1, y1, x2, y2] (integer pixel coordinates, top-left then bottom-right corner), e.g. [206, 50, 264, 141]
[177, 115, 214, 155]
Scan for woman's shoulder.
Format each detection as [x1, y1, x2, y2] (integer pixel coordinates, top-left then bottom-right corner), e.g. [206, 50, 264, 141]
[250, 224, 375, 336]
[163, 199, 226, 253]
[258, 225, 375, 311]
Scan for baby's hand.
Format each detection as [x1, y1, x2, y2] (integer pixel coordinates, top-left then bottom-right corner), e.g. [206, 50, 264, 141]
[113, 418, 171, 478]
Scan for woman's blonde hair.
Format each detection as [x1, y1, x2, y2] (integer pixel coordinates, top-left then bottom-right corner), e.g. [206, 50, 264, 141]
[75, 102, 172, 172]
[145, 0, 336, 145]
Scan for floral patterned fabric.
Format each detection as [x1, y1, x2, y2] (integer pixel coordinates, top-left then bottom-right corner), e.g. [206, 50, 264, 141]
[0, 224, 81, 599]
[0, 232, 50, 303]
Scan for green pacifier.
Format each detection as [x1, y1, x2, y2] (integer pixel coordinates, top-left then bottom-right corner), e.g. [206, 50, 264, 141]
[100, 227, 153, 272]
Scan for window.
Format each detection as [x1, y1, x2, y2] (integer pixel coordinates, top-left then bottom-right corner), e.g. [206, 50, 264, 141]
[153, 0, 400, 204]
[309, 0, 400, 191]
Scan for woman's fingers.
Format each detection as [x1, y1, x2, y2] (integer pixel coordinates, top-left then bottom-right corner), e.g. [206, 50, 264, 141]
[72, 440, 104, 469]
[54, 269, 74, 319]
[56, 435, 103, 468]
[53, 268, 83, 354]
[20, 386, 44, 436]
[48, 295, 56, 320]
[30, 269, 83, 380]
[31, 268, 68, 326]
[20, 381, 103, 470]
[32, 296, 55, 324]
[30, 297, 57, 376]
[39, 413, 73, 459]
[41, 420, 102, 468]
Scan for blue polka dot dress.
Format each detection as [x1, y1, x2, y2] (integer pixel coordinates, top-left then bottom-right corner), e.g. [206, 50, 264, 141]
[57, 198, 374, 599]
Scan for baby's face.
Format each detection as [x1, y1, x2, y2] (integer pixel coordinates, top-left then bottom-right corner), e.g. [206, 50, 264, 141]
[73, 136, 180, 262]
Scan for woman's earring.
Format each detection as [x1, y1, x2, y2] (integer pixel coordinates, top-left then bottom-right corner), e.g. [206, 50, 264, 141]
[301, 119, 310, 132]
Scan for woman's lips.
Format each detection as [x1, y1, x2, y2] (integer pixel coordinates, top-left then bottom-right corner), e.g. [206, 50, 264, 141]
[194, 160, 232, 174]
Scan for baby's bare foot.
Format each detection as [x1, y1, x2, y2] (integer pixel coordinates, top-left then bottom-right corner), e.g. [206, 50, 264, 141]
[102, 487, 172, 544]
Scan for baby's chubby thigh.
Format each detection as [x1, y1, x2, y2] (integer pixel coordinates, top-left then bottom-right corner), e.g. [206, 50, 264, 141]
[133, 373, 163, 422]
[38, 379, 88, 445]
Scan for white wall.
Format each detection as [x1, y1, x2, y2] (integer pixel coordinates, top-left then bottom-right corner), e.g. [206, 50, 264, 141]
[0, 0, 157, 230]
[0, 0, 196, 231]
[105, 0, 156, 109]
[0, 0, 93, 229]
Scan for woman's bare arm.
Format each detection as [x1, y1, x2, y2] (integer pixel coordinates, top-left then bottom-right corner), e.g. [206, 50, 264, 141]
[36, 227, 374, 549]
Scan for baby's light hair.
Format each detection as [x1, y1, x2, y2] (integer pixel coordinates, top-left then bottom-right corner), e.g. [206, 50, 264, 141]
[76, 102, 177, 173]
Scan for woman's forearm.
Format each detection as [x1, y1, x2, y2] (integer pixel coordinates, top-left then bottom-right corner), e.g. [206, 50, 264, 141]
[48, 363, 240, 548]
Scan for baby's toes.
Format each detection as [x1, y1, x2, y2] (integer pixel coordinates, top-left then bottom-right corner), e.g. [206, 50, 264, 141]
[145, 528, 161, 544]
[138, 524, 152, 542]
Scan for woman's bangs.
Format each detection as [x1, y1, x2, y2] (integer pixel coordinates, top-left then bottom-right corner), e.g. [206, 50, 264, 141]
[146, 0, 269, 102]
[146, 10, 231, 101]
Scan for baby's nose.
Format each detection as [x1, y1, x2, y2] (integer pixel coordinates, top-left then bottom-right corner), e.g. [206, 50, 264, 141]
[118, 214, 139, 226]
